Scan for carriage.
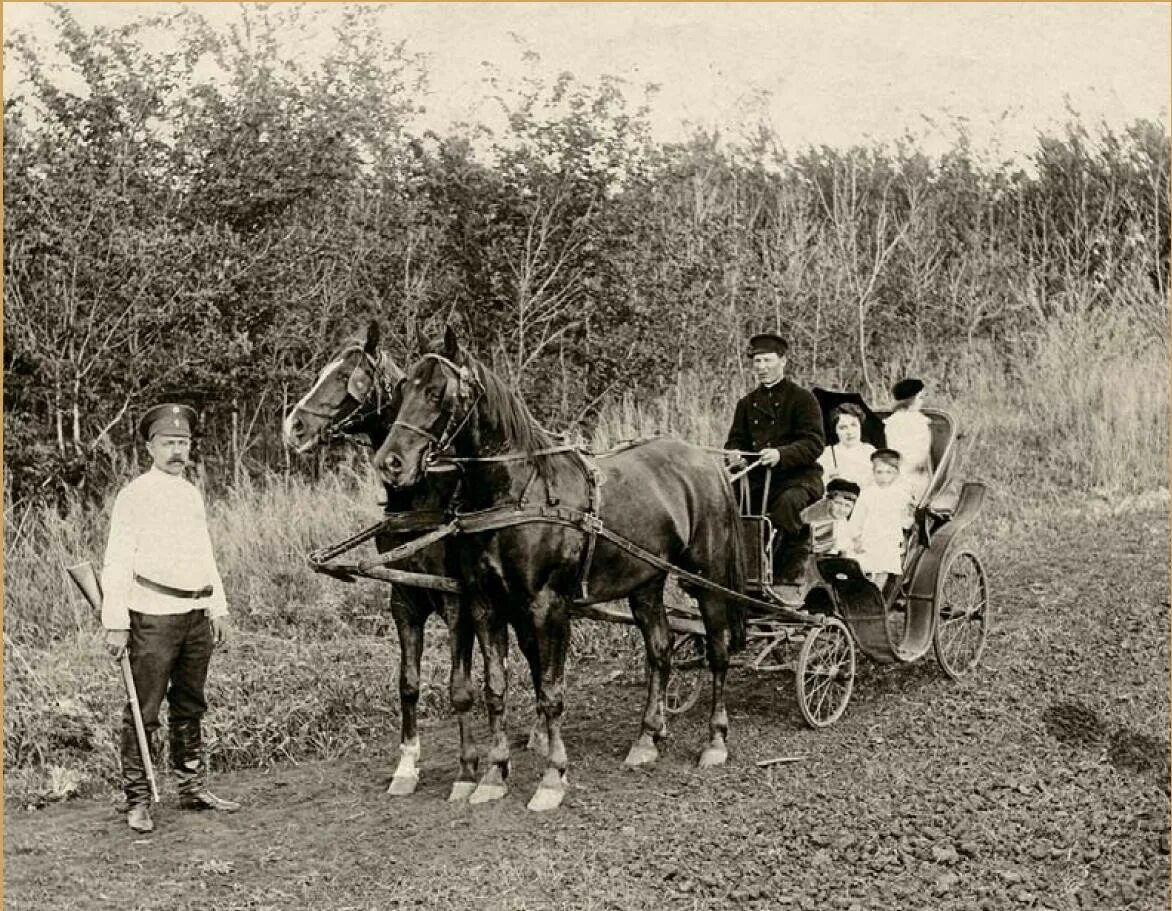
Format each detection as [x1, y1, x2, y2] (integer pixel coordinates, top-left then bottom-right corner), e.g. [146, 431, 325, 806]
[637, 400, 990, 727]
[290, 324, 989, 809]
[301, 358, 989, 736]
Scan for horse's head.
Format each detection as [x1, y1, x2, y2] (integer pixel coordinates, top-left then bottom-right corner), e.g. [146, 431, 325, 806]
[374, 325, 483, 488]
[284, 320, 405, 454]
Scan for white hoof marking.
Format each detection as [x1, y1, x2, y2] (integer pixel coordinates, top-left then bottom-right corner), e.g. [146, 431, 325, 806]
[447, 780, 476, 802]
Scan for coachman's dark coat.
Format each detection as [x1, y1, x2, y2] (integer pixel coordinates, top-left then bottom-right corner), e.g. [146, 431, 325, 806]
[725, 378, 825, 535]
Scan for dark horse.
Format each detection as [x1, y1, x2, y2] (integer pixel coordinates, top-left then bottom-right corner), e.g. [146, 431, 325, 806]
[373, 326, 748, 811]
[284, 321, 489, 800]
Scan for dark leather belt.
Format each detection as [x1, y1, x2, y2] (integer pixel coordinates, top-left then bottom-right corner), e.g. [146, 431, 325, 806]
[134, 574, 213, 600]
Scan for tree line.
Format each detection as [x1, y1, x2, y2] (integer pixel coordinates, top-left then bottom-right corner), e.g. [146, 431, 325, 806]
[5, 5, 1168, 505]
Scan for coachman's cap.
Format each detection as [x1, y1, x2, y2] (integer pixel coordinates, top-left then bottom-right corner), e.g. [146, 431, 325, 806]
[139, 403, 197, 440]
[871, 447, 902, 468]
[891, 378, 924, 401]
[746, 332, 788, 357]
[826, 478, 861, 500]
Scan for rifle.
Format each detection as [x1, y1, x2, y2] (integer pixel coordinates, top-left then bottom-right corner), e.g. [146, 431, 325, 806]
[66, 561, 160, 804]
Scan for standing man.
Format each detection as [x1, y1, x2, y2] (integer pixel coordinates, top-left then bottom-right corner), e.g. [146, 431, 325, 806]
[102, 403, 240, 833]
[725, 333, 825, 600]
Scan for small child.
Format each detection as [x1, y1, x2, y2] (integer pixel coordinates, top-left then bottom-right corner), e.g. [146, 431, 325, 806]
[848, 448, 916, 588]
[800, 478, 860, 556]
[825, 478, 861, 555]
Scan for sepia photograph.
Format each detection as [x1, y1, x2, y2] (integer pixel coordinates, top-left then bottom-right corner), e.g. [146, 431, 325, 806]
[3, 2, 1169, 909]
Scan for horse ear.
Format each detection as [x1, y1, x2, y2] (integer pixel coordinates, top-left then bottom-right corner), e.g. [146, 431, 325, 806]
[364, 320, 381, 355]
[443, 325, 460, 360]
[415, 324, 431, 355]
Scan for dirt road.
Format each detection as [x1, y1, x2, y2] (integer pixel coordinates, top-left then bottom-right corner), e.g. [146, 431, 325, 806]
[5, 505, 1168, 911]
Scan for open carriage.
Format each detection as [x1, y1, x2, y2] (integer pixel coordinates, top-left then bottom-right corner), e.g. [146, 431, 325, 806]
[293, 327, 992, 809]
[654, 396, 990, 726]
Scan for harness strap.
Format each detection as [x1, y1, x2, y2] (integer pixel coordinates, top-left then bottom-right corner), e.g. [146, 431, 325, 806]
[575, 453, 605, 601]
[358, 521, 459, 570]
[448, 504, 821, 626]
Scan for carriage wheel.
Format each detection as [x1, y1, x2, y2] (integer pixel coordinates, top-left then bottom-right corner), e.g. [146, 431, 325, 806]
[933, 548, 990, 679]
[664, 633, 706, 716]
[795, 617, 856, 729]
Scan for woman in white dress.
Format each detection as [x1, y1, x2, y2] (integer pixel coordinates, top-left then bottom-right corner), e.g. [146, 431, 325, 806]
[817, 404, 876, 489]
[883, 378, 933, 500]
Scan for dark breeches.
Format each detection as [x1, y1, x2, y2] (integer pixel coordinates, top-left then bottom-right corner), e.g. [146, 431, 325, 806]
[124, 610, 214, 732]
[121, 610, 214, 806]
[758, 477, 822, 582]
[764, 481, 822, 535]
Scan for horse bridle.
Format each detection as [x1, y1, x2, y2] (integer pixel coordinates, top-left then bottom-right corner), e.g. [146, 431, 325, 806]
[298, 346, 400, 445]
[390, 353, 484, 459]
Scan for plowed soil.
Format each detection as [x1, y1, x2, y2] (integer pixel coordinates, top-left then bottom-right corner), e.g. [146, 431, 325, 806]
[5, 505, 1169, 911]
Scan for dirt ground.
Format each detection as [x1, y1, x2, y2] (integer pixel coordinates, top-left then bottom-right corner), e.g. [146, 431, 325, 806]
[5, 505, 1169, 911]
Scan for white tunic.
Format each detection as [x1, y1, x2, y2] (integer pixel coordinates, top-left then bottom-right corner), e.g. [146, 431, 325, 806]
[817, 442, 876, 489]
[848, 480, 916, 575]
[883, 411, 933, 499]
[101, 467, 228, 629]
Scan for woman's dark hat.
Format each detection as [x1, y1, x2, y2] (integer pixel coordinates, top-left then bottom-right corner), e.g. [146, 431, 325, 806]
[746, 332, 788, 357]
[871, 447, 902, 467]
[826, 478, 861, 500]
[139, 403, 197, 440]
[892, 378, 924, 401]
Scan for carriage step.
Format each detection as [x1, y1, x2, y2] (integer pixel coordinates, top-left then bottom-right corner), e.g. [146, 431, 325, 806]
[816, 558, 903, 664]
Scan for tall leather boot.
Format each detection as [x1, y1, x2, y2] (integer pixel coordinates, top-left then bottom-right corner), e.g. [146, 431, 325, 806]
[171, 719, 240, 812]
[121, 725, 155, 833]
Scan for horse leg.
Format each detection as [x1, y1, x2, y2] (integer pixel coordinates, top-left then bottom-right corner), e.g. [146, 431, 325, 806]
[388, 596, 425, 795]
[446, 593, 480, 802]
[623, 577, 671, 768]
[514, 623, 549, 757]
[697, 593, 733, 769]
[527, 592, 571, 812]
[469, 609, 511, 804]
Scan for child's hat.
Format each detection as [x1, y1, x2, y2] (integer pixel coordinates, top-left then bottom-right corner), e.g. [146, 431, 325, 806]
[871, 448, 902, 467]
[826, 478, 861, 500]
[891, 378, 924, 401]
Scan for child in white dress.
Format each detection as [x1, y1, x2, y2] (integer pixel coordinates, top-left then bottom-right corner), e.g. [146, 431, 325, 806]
[883, 378, 933, 499]
[848, 448, 916, 587]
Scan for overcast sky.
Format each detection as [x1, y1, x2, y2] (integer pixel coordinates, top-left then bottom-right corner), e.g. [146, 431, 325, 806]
[4, 2, 1169, 160]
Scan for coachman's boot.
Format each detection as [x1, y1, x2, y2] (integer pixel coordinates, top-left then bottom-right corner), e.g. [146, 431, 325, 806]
[171, 720, 240, 813]
[121, 726, 155, 833]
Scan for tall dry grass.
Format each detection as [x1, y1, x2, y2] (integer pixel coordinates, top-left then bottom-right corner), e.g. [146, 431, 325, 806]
[4, 309, 1167, 804]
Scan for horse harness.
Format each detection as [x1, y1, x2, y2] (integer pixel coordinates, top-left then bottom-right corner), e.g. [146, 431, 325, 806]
[306, 353, 816, 622]
[297, 345, 402, 446]
[379, 352, 609, 600]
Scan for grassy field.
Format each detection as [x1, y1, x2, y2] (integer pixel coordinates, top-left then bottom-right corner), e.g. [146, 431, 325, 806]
[3, 309, 1167, 806]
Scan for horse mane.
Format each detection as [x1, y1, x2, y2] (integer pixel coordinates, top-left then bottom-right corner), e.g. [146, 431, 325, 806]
[463, 351, 558, 457]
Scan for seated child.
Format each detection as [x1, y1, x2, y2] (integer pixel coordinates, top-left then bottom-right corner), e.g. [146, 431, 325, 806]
[848, 448, 916, 588]
[800, 478, 861, 555]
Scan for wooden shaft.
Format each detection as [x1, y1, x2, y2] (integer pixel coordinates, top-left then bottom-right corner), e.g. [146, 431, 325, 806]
[119, 655, 160, 804]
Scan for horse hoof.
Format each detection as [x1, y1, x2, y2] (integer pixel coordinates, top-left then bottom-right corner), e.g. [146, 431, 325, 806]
[526, 786, 565, 812]
[527, 728, 550, 756]
[697, 746, 728, 769]
[447, 780, 476, 803]
[386, 773, 419, 796]
[623, 741, 659, 768]
[468, 783, 508, 805]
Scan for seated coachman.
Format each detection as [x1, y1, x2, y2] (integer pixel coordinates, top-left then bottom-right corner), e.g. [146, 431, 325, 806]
[724, 332, 826, 585]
